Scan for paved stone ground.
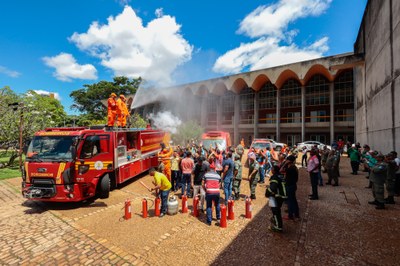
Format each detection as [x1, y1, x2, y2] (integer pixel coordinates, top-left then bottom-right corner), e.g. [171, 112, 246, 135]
[0, 155, 399, 265]
[0, 180, 134, 266]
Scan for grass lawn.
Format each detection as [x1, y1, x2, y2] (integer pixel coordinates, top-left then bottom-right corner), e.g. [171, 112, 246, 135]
[0, 151, 22, 180]
[0, 166, 21, 180]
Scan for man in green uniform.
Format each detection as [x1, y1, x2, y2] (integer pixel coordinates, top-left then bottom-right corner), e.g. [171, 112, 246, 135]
[232, 154, 242, 200]
[236, 143, 244, 160]
[248, 153, 260, 199]
[368, 154, 388, 210]
[385, 153, 397, 204]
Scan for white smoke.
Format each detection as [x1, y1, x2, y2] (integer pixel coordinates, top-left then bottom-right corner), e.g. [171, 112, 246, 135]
[149, 111, 182, 134]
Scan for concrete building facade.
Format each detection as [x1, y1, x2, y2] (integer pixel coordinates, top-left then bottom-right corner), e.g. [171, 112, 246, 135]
[154, 53, 362, 147]
[354, 0, 400, 153]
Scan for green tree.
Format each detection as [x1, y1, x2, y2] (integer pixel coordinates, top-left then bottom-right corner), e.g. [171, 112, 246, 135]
[129, 113, 148, 128]
[0, 86, 21, 166]
[0, 87, 67, 167]
[172, 120, 204, 146]
[70, 76, 141, 120]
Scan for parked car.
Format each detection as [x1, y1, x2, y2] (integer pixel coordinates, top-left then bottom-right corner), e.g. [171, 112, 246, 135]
[297, 141, 331, 151]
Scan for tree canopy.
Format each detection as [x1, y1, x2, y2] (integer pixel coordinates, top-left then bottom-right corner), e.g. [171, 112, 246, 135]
[70, 76, 141, 120]
[172, 120, 204, 146]
[0, 86, 67, 166]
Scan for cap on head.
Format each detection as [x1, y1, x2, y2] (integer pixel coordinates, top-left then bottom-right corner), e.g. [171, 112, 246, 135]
[110, 93, 117, 97]
[119, 94, 125, 99]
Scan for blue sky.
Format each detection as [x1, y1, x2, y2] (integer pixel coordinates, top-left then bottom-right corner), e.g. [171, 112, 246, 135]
[0, 0, 367, 114]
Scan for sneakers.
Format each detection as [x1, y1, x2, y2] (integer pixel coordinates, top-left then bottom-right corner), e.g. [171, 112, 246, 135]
[268, 225, 282, 233]
[250, 194, 256, 200]
[375, 204, 385, 210]
[159, 213, 165, 218]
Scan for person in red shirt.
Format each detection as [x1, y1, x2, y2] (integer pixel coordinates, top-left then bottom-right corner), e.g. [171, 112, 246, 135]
[180, 152, 194, 197]
[202, 162, 221, 225]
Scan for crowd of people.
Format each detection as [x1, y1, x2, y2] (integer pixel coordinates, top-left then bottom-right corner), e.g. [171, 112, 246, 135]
[149, 139, 400, 232]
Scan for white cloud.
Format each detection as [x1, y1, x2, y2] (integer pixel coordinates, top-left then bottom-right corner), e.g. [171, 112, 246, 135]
[69, 6, 193, 86]
[0, 65, 21, 78]
[238, 0, 332, 38]
[213, 0, 332, 75]
[43, 53, 97, 82]
[32, 90, 61, 101]
[155, 8, 164, 18]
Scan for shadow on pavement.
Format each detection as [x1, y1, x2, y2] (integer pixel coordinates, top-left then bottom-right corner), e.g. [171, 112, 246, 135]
[21, 197, 108, 213]
[210, 203, 298, 266]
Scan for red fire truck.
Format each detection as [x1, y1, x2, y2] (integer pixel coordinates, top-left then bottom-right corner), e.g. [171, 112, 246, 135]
[21, 126, 167, 202]
[200, 131, 232, 151]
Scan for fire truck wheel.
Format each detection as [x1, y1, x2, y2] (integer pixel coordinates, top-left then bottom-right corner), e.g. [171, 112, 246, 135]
[99, 174, 110, 199]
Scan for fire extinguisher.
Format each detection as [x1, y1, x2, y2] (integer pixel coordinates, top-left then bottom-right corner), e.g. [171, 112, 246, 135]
[245, 197, 252, 219]
[142, 198, 148, 218]
[155, 197, 161, 216]
[182, 195, 188, 213]
[193, 196, 199, 217]
[228, 199, 234, 220]
[220, 204, 227, 228]
[124, 198, 132, 220]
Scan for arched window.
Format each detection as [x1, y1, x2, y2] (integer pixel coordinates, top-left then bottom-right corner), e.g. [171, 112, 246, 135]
[334, 70, 354, 122]
[206, 95, 218, 126]
[334, 70, 353, 104]
[259, 82, 277, 109]
[306, 74, 329, 106]
[240, 87, 254, 124]
[259, 82, 277, 124]
[222, 91, 235, 125]
[280, 79, 301, 123]
[280, 79, 301, 108]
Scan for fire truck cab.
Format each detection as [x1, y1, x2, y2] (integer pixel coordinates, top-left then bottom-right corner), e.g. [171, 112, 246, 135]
[22, 126, 167, 202]
[200, 131, 232, 151]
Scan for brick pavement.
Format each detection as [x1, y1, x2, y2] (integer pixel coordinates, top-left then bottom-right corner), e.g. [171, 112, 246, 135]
[0, 180, 136, 266]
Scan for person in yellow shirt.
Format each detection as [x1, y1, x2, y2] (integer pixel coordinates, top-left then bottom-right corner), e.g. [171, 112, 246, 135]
[149, 168, 172, 217]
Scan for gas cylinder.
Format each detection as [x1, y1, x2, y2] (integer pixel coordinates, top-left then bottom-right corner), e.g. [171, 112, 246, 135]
[124, 198, 131, 220]
[155, 197, 161, 216]
[181, 195, 188, 213]
[220, 204, 227, 228]
[142, 198, 148, 218]
[228, 199, 234, 220]
[245, 197, 252, 219]
[193, 196, 199, 217]
[167, 196, 179, 215]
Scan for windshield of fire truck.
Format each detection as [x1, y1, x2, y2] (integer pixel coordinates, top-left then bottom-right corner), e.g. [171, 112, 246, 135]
[202, 139, 226, 151]
[26, 136, 78, 162]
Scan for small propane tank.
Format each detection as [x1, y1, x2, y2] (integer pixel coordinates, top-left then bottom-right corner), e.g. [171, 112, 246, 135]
[167, 196, 179, 215]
